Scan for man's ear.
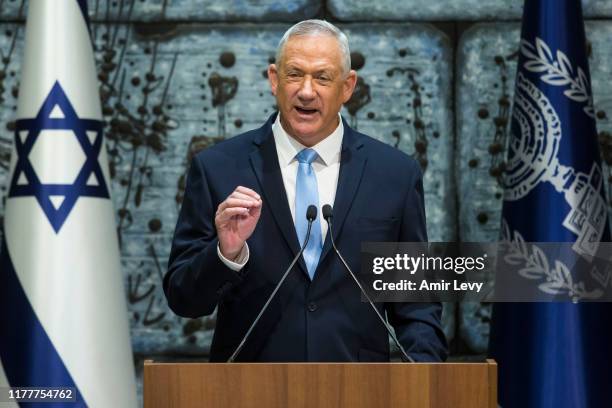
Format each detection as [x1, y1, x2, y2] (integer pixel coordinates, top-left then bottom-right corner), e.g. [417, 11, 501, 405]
[342, 69, 358, 103]
[268, 64, 279, 96]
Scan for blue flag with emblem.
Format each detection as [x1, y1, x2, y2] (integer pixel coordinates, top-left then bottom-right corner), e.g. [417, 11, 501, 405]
[0, 1, 137, 406]
[489, 0, 612, 407]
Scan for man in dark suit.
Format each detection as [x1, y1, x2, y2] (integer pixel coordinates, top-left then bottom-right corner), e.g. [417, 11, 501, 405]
[164, 20, 447, 362]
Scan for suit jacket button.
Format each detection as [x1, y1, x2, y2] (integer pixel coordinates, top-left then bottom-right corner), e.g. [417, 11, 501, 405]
[307, 302, 318, 312]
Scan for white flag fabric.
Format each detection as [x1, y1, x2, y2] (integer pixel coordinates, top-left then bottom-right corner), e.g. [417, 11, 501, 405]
[0, 1, 137, 407]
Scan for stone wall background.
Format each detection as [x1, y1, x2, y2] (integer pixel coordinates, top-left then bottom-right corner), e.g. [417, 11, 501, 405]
[1, 0, 612, 401]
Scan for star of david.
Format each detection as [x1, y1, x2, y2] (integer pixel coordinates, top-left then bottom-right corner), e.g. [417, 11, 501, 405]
[8, 81, 109, 233]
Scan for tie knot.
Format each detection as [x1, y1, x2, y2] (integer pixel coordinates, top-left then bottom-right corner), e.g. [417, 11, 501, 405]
[296, 148, 318, 164]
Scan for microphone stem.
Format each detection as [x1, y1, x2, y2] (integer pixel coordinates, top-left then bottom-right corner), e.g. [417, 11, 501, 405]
[227, 220, 313, 363]
[327, 218, 415, 363]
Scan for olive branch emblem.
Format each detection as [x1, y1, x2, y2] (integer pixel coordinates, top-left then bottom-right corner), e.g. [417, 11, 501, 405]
[520, 37, 595, 118]
[501, 220, 604, 301]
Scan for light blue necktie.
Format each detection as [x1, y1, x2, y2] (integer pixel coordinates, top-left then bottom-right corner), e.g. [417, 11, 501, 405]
[295, 148, 322, 280]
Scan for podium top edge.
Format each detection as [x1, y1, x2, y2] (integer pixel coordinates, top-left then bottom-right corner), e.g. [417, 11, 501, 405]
[143, 361, 496, 366]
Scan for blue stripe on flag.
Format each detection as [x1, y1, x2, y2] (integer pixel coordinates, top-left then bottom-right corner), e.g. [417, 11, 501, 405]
[0, 240, 86, 407]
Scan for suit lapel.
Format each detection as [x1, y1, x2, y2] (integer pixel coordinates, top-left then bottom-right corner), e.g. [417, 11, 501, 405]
[249, 115, 309, 276]
[316, 120, 367, 274]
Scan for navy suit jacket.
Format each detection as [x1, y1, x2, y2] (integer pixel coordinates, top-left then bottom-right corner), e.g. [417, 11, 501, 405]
[164, 113, 448, 362]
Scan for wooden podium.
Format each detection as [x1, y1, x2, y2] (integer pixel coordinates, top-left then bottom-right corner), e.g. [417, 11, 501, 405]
[144, 359, 497, 408]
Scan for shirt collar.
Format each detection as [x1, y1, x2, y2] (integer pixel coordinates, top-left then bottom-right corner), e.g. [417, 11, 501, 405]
[272, 112, 344, 166]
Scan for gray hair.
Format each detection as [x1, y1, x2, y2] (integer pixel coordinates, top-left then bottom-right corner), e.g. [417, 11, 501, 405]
[275, 19, 351, 76]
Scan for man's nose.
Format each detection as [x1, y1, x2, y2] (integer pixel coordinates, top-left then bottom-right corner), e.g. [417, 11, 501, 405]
[297, 76, 315, 100]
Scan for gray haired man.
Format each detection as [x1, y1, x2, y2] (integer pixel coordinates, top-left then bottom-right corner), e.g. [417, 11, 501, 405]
[164, 20, 448, 362]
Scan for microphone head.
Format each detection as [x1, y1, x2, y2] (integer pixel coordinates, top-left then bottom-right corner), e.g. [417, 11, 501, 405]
[322, 204, 333, 220]
[306, 205, 317, 221]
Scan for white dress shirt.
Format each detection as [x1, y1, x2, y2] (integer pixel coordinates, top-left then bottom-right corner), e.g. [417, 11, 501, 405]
[218, 113, 344, 270]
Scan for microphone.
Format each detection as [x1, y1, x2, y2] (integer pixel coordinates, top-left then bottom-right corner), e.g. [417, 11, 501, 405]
[227, 205, 318, 362]
[322, 204, 415, 363]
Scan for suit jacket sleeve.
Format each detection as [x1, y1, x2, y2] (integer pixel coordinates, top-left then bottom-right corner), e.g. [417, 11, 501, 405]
[385, 159, 449, 362]
[163, 156, 248, 318]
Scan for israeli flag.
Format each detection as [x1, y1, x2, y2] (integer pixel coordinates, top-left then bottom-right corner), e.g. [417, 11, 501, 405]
[0, 1, 137, 407]
[489, 1, 612, 407]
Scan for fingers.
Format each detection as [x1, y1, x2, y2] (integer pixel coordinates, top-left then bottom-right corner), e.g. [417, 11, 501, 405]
[216, 206, 249, 222]
[235, 186, 261, 201]
[226, 197, 259, 208]
[222, 187, 262, 209]
[231, 191, 258, 202]
[218, 197, 261, 212]
[216, 186, 262, 218]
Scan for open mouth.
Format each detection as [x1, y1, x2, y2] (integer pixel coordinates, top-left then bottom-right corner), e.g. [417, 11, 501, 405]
[295, 106, 318, 116]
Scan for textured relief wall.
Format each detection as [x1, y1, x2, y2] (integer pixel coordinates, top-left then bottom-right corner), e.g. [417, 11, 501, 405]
[328, 0, 612, 21]
[0, 0, 323, 21]
[1, 0, 612, 396]
[2, 0, 611, 21]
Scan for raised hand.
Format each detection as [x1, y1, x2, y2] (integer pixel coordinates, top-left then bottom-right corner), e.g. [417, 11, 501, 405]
[215, 186, 262, 260]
